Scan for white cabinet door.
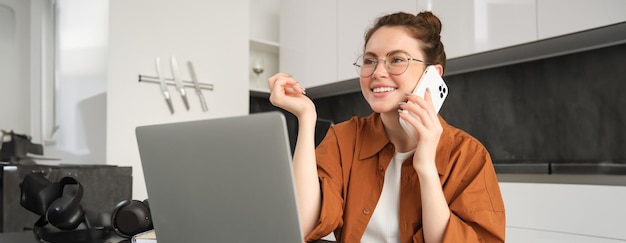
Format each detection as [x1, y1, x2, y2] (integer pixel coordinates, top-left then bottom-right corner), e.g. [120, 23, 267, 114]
[537, 0, 626, 39]
[336, 0, 417, 83]
[280, 0, 416, 89]
[501, 182, 626, 241]
[431, 0, 537, 58]
[249, 0, 281, 93]
[279, 0, 337, 88]
[249, 0, 280, 44]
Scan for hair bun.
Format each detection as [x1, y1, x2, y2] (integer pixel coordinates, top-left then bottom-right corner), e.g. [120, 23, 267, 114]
[417, 11, 442, 40]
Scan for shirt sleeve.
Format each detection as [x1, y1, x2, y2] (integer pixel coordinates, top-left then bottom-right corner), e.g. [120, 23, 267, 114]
[305, 127, 345, 242]
[415, 136, 506, 243]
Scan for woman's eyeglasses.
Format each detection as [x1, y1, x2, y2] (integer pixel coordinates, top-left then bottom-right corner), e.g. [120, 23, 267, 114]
[353, 51, 425, 78]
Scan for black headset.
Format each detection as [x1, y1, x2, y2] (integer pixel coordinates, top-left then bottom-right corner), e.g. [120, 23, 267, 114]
[20, 172, 153, 243]
[110, 199, 153, 238]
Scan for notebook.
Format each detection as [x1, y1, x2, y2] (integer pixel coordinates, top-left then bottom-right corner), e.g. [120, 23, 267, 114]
[135, 111, 303, 243]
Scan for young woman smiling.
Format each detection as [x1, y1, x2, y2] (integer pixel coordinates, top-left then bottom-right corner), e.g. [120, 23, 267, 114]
[268, 11, 506, 243]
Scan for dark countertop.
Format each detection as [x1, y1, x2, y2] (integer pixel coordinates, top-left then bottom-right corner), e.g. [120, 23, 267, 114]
[497, 173, 626, 186]
[0, 231, 130, 243]
[0, 231, 38, 243]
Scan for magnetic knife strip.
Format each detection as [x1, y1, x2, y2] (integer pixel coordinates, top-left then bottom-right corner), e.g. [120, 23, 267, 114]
[138, 58, 213, 113]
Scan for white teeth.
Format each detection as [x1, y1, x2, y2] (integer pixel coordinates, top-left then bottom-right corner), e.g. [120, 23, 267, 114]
[372, 87, 396, 93]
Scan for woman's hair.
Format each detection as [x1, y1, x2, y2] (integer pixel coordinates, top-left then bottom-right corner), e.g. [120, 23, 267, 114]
[364, 11, 447, 71]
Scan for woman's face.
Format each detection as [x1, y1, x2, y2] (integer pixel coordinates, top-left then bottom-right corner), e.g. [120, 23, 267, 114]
[360, 26, 427, 114]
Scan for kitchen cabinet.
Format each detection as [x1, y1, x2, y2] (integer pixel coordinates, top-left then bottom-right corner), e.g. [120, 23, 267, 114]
[280, 0, 625, 96]
[426, 0, 626, 58]
[336, 0, 417, 83]
[500, 179, 626, 242]
[280, 0, 416, 89]
[249, 0, 280, 94]
[430, 0, 537, 59]
[536, 0, 626, 39]
[249, 39, 279, 94]
[279, 1, 337, 89]
[436, 0, 626, 76]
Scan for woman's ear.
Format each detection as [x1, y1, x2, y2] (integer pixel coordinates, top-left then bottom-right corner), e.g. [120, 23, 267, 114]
[433, 64, 444, 76]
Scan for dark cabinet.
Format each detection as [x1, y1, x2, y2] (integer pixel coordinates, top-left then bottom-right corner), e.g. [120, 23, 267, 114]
[0, 164, 132, 232]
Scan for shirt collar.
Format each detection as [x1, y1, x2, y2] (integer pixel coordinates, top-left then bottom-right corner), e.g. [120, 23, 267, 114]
[357, 113, 454, 176]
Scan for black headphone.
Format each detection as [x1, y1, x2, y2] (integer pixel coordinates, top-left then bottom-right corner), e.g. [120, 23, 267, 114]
[20, 172, 153, 243]
[110, 199, 153, 238]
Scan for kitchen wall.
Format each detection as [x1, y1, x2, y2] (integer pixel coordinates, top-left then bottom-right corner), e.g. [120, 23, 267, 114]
[107, 0, 249, 199]
[251, 43, 626, 172]
[2, 0, 251, 199]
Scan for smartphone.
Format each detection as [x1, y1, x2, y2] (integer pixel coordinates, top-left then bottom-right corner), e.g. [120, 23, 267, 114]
[399, 65, 449, 141]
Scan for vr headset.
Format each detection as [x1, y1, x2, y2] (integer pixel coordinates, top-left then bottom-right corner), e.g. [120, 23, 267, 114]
[20, 172, 153, 243]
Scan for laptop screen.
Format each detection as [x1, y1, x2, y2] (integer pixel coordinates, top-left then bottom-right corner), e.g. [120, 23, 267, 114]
[135, 112, 303, 242]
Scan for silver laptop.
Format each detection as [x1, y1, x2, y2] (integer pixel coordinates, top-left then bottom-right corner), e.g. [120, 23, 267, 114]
[135, 111, 303, 242]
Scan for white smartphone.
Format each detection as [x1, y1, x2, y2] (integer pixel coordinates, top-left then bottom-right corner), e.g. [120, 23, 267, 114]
[399, 65, 449, 142]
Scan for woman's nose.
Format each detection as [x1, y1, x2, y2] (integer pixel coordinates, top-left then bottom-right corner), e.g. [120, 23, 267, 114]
[372, 60, 389, 78]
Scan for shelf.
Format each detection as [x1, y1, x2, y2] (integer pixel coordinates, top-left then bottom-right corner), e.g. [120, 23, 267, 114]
[249, 39, 279, 93]
[250, 89, 270, 98]
[250, 39, 279, 54]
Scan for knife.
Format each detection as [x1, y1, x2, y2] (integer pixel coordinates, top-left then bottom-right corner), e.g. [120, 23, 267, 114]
[170, 56, 190, 110]
[187, 61, 208, 112]
[155, 57, 174, 114]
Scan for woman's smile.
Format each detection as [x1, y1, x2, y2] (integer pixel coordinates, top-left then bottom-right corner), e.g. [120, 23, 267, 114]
[372, 86, 397, 93]
[371, 85, 399, 99]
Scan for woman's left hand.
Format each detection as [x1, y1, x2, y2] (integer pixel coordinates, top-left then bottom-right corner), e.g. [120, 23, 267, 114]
[398, 89, 443, 174]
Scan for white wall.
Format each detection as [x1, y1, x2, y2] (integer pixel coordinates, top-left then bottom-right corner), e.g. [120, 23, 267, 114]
[107, 0, 249, 199]
[0, 0, 58, 160]
[0, 0, 108, 167]
[500, 182, 626, 242]
[38, 0, 109, 165]
[0, 0, 31, 136]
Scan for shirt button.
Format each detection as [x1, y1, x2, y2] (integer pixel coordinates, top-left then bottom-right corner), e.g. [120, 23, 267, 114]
[363, 208, 370, 215]
[378, 166, 384, 172]
[402, 221, 408, 230]
[403, 175, 409, 181]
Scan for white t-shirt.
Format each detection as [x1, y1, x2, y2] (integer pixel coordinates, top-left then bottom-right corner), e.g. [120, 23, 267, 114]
[361, 150, 414, 243]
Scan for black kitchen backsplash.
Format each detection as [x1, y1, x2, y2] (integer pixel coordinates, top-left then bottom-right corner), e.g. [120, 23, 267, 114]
[251, 43, 626, 174]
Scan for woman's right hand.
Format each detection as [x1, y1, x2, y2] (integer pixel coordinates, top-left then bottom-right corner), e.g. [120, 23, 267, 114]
[269, 73, 321, 237]
[268, 73, 316, 120]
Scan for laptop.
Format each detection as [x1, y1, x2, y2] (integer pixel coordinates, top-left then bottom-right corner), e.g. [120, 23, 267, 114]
[135, 111, 304, 242]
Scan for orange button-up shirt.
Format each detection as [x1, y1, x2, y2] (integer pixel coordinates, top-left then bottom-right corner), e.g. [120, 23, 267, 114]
[306, 113, 505, 243]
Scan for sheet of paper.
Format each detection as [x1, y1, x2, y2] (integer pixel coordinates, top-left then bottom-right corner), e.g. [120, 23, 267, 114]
[132, 229, 156, 243]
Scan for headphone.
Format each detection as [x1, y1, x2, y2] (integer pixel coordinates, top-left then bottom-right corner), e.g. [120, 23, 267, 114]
[110, 199, 153, 238]
[20, 172, 153, 243]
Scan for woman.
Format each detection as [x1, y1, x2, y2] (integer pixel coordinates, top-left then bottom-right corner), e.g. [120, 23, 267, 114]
[268, 11, 505, 243]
